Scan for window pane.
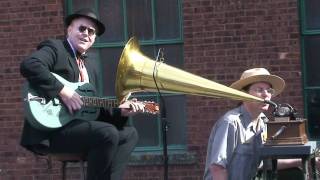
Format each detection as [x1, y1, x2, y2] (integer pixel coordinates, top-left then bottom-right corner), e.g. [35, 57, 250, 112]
[133, 113, 160, 147]
[303, 36, 320, 86]
[157, 44, 183, 68]
[98, 0, 124, 42]
[71, 0, 95, 10]
[86, 48, 104, 95]
[140, 44, 183, 68]
[132, 95, 186, 147]
[305, 0, 320, 30]
[99, 48, 123, 96]
[306, 90, 320, 139]
[164, 95, 186, 145]
[156, 0, 180, 39]
[126, 0, 153, 40]
[132, 96, 160, 147]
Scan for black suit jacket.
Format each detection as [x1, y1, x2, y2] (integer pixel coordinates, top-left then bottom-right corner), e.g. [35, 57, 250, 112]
[20, 39, 126, 152]
[21, 39, 101, 98]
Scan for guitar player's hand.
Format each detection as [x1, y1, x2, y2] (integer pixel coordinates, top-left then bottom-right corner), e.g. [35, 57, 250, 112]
[59, 86, 83, 114]
[119, 98, 145, 117]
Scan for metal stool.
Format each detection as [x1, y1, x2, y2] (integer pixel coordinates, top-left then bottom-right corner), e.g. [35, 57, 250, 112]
[48, 153, 86, 180]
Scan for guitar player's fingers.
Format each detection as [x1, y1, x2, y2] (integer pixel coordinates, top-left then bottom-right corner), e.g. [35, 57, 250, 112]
[59, 86, 83, 114]
[119, 101, 144, 116]
[130, 101, 145, 113]
[118, 100, 131, 109]
[123, 98, 140, 112]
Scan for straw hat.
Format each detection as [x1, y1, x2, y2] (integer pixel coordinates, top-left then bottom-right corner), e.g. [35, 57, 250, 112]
[230, 68, 285, 96]
[65, 8, 105, 36]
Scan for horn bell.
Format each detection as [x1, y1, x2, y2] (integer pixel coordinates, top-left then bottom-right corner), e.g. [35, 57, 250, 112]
[115, 37, 264, 103]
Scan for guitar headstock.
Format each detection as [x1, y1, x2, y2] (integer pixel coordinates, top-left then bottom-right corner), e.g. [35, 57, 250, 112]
[120, 99, 160, 114]
[143, 102, 160, 114]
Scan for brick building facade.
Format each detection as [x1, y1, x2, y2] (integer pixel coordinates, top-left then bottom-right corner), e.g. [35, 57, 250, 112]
[0, 0, 303, 179]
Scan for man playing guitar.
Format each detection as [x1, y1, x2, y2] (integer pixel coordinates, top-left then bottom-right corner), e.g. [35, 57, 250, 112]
[20, 8, 156, 180]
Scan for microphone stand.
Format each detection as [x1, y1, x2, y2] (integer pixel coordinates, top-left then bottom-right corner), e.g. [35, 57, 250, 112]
[153, 48, 169, 180]
[160, 92, 168, 180]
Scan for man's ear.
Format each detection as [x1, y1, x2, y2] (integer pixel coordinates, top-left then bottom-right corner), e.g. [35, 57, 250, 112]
[66, 24, 73, 36]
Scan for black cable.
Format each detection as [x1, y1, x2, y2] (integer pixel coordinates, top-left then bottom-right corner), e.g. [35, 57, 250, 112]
[152, 48, 168, 180]
[152, 48, 166, 117]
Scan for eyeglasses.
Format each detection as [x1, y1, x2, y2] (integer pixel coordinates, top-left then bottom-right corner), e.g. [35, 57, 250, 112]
[250, 87, 275, 95]
[78, 25, 96, 36]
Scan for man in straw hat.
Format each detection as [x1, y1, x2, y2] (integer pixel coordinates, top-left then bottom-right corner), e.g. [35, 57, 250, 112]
[20, 8, 147, 180]
[203, 68, 305, 180]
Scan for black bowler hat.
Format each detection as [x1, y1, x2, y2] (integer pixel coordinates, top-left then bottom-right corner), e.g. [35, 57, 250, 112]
[65, 8, 105, 36]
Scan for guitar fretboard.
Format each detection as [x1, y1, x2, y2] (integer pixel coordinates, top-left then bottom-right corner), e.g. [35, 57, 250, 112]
[81, 96, 119, 108]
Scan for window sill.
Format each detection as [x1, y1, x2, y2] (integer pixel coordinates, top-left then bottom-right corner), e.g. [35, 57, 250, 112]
[128, 151, 197, 166]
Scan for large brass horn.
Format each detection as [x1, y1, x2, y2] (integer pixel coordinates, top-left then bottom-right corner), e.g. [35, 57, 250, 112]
[115, 37, 265, 103]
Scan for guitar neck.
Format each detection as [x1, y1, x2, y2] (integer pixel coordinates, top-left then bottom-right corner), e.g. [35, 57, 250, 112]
[81, 96, 119, 109]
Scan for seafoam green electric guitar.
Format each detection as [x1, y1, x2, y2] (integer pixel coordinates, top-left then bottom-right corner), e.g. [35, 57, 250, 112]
[23, 73, 159, 131]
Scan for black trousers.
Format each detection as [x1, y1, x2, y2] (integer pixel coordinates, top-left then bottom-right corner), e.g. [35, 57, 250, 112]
[48, 119, 138, 180]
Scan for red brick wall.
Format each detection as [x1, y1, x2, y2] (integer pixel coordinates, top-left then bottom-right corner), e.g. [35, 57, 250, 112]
[0, 0, 65, 179]
[0, 0, 302, 179]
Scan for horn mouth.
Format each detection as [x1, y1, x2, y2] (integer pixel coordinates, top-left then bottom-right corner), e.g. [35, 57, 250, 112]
[115, 37, 140, 101]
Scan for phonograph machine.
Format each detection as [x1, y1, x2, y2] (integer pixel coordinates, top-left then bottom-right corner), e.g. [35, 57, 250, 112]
[264, 103, 308, 145]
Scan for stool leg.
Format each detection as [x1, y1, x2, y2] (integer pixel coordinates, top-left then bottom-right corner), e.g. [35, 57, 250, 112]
[79, 161, 84, 180]
[45, 156, 54, 180]
[302, 158, 308, 180]
[311, 157, 318, 180]
[62, 162, 66, 180]
[271, 159, 277, 180]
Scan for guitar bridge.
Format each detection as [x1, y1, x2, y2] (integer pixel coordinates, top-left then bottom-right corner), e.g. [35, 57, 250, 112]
[25, 93, 46, 105]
